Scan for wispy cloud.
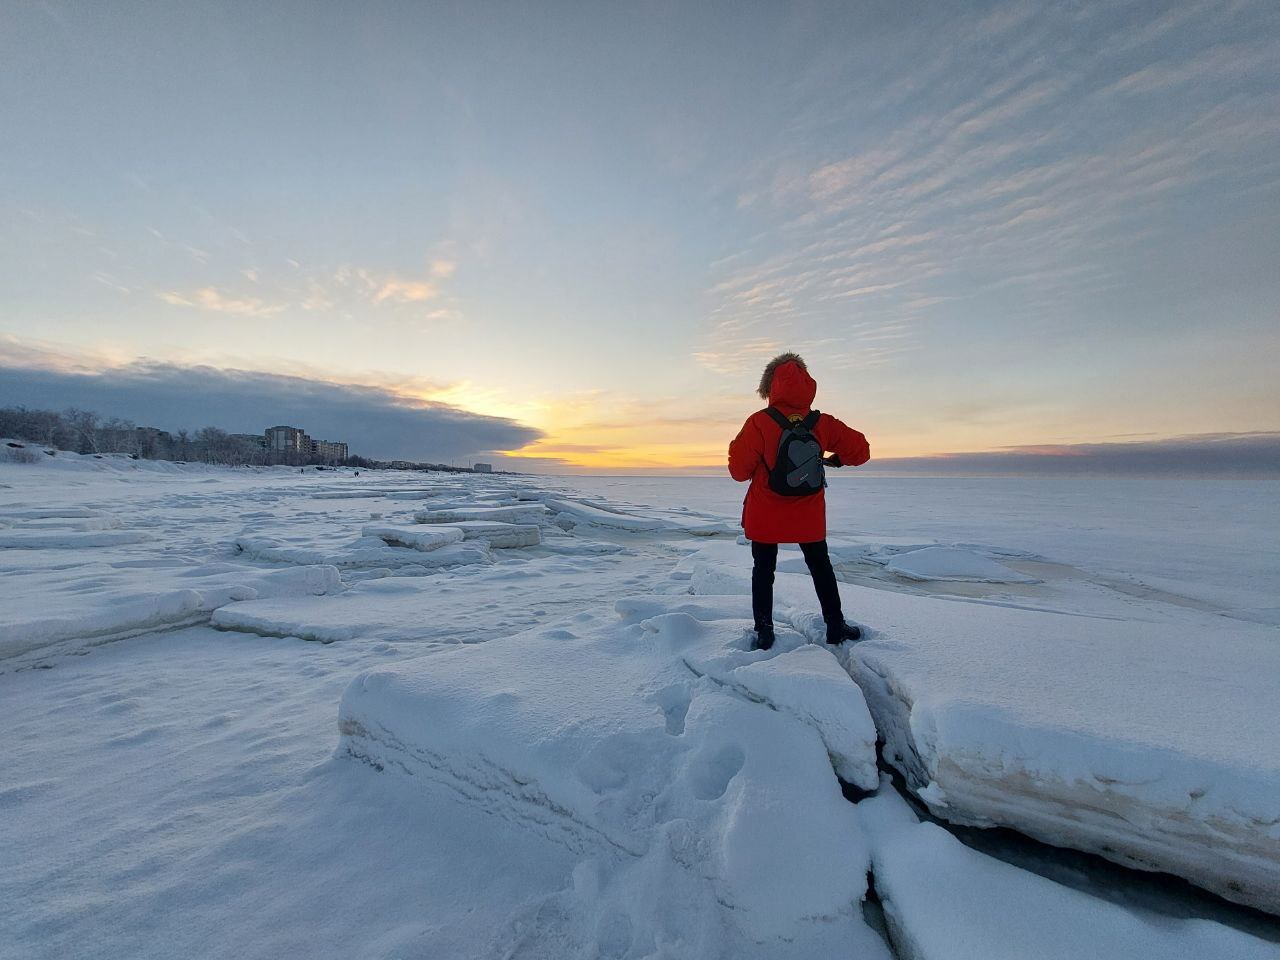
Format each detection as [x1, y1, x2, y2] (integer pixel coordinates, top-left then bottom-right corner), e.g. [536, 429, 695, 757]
[692, 338, 788, 376]
[374, 279, 437, 303]
[145, 225, 211, 263]
[91, 272, 132, 294]
[153, 256, 461, 320]
[698, 0, 1280, 376]
[1102, 39, 1275, 96]
[156, 287, 287, 318]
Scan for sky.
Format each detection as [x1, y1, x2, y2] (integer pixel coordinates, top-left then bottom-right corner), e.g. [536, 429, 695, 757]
[2, 0, 1278, 473]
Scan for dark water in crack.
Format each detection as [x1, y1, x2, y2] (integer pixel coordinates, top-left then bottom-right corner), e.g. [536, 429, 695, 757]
[840, 757, 1280, 946]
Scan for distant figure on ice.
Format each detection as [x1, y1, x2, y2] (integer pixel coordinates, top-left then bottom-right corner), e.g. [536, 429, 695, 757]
[728, 353, 870, 651]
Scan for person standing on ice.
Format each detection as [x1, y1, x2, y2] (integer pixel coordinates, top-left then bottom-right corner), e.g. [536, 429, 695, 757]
[728, 353, 870, 651]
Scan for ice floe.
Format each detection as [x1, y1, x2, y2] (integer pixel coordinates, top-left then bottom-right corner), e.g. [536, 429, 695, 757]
[0, 529, 153, 548]
[211, 547, 655, 646]
[542, 495, 737, 536]
[413, 503, 548, 524]
[679, 541, 1280, 913]
[2, 564, 341, 660]
[413, 520, 542, 548]
[337, 599, 888, 955]
[879, 545, 1039, 583]
[233, 535, 491, 571]
[535, 536, 625, 556]
[361, 524, 466, 552]
[697, 643, 879, 789]
[858, 784, 1280, 960]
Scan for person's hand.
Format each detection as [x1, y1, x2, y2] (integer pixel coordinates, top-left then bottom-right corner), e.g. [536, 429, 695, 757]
[823, 454, 842, 467]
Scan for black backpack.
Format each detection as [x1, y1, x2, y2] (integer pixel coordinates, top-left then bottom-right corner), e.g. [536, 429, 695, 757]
[764, 407, 825, 496]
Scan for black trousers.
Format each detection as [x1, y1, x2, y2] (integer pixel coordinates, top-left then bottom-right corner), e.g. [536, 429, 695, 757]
[750, 540, 843, 632]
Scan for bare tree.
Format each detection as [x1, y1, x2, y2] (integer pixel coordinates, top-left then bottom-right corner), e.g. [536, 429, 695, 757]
[99, 416, 139, 455]
[62, 407, 101, 454]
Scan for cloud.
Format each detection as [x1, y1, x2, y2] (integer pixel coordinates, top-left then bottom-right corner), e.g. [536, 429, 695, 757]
[692, 338, 787, 375]
[150, 255, 459, 321]
[857, 433, 1280, 477]
[424, 307, 464, 323]
[699, 0, 1280, 371]
[0, 349, 542, 462]
[157, 287, 287, 318]
[1103, 40, 1275, 97]
[92, 272, 132, 294]
[374, 279, 437, 303]
[143, 224, 214, 264]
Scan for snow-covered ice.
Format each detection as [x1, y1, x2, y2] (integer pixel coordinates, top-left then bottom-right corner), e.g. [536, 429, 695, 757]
[413, 502, 548, 524]
[879, 544, 1039, 583]
[541, 494, 738, 535]
[847, 595, 1280, 913]
[414, 519, 543, 548]
[1, 560, 342, 660]
[715, 644, 879, 789]
[634, 609, 878, 791]
[234, 534, 491, 571]
[2, 452, 1278, 958]
[212, 558, 639, 645]
[361, 523, 466, 551]
[0, 527, 153, 548]
[677, 538, 1280, 913]
[338, 602, 885, 955]
[858, 783, 1280, 960]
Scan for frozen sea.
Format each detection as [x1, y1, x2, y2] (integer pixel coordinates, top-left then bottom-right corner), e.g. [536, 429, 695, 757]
[570, 473, 1280, 624]
[1, 449, 1278, 959]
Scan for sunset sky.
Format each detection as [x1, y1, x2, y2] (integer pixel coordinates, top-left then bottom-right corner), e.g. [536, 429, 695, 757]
[2, 0, 1278, 471]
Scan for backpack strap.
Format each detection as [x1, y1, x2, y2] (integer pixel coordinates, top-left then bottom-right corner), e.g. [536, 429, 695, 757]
[764, 407, 820, 431]
[763, 407, 792, 430]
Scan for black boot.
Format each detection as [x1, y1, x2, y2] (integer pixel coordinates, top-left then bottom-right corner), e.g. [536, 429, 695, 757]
[750, 541, 779, 652]
[754, 625, 776, 651]
[826, 621, 861, 644]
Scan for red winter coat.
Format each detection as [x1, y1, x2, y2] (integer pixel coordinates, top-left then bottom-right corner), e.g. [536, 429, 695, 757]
[727, 360, 870, 544]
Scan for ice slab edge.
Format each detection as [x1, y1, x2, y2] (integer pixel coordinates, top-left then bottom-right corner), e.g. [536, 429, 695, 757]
[846, 638, 1280, 915]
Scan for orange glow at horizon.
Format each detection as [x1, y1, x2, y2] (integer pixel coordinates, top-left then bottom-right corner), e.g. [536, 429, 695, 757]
[3, 335, 1184, 471]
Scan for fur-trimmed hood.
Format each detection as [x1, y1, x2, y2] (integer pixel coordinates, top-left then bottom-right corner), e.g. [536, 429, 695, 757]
[757, 352, 807, 400]
[757, 353, 816, 413]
